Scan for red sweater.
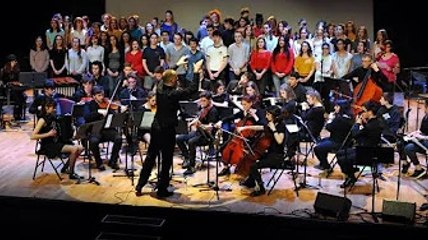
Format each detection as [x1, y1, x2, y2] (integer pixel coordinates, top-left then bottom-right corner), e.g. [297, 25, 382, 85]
[125, 50, 145, 77]
[271, 48, 294, 75]
[250, 50, 272, 71]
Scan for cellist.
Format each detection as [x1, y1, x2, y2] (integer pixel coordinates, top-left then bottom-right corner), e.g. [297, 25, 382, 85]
[342, 53, 388, 98]
[236, 105, 291, 196]
[214, 95, 266, 176]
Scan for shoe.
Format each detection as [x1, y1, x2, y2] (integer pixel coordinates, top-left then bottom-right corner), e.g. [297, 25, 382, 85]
[218, 167, 230, 176]
[420, 203, 428, 211]
[250, 185, 266, 197]
[411, 168, 426, 178]
[374, 173, 386, 181]
[181, 160, 190, 169]
[183, 167, 196, 175]
[314, 164, 329, 170]
[281, 160, 295, 170]
[60, 165, 69, 173]
[340, 177, 356, 188]
[97, 165, 106, 171]
[239, 177, 256, 188]
[135, 185, 143, 197]
[401, 163, 410, 174]
[69, 173, 83, 180]
[108, 162, 120, 170]
[156, 189, 174, 198]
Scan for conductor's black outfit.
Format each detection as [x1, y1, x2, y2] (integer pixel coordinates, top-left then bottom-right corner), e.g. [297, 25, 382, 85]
[136, 73, 199, 197]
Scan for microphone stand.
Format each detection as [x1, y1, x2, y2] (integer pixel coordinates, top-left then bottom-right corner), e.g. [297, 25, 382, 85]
[293, 114, 319, 190]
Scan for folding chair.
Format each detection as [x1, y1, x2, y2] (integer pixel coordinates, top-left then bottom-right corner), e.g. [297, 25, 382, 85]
[33, 140, 67, 181]
[266, 154, 299, 196]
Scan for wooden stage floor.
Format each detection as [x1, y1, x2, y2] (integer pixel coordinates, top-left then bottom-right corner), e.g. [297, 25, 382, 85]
[0, 98, 427, 228]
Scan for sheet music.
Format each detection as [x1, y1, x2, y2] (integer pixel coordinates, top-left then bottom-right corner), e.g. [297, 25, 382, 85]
[286, 124, 299, 133]
[104, 114, 113, 128]
[140, 111, 155, 129]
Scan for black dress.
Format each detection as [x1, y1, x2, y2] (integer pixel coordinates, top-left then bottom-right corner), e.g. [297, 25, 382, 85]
[39, 116, 65, 159]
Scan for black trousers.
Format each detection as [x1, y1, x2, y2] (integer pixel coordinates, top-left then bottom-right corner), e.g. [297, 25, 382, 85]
[137, 123, 176, 191]
[89, 128, 122, 166]
[248, 152, 283, 184]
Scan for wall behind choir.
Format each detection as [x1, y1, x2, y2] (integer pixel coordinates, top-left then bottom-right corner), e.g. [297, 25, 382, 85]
[106, 0, 373, 39]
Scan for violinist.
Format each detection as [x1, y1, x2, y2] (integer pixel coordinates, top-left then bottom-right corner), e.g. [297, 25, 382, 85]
[314, 101, 353, 172]
[300, 89, 325, 141]
[278, 83, 297, 115]
[84, 86, 122, 171]
[215, 95, 266, 176]
[237, 105, 290, 196]
[31, 98, 84, 180]
[337, 101, 382, 188]
[176, 91, 219, 175]
[72, 74, 95, 103]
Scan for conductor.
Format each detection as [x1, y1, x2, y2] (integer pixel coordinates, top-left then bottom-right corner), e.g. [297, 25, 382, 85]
[135, 58, 204, 198]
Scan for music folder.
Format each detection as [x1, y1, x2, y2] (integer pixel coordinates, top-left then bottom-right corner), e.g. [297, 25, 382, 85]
[104, 112, 127, 128]
[140, 111, 155, 129]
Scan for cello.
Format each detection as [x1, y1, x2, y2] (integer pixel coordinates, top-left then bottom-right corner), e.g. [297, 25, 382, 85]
[352, 68, 383, 115]
[221, 112, 257, 169]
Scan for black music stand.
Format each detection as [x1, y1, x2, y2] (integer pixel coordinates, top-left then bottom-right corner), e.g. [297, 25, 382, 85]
[293, 114, 319, 191]
[179, 101, 199, 119]
[196, 130, 232, 200]
[75, 120, 104, 185]
[351, 146, 394, 222]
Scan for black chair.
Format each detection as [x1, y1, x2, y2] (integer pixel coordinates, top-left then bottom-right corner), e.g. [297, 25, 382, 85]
[265, 154, 298, 196]
[33, 141, 67, 181]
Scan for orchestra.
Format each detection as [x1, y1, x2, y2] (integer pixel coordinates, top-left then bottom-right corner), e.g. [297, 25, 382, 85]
[11, 10, 426, 206]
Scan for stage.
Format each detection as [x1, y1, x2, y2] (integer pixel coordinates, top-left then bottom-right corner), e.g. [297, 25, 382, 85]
[0, 98, 428, 238]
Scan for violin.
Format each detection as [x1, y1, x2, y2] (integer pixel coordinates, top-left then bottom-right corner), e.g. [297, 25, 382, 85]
[97, 97, 124, 111]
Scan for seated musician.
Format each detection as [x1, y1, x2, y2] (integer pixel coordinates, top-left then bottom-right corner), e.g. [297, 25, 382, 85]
[226, 71, 252, 96]
[29, 80, 63, 118]
[377, 92, 406, 179]
[214, 95, 266, 176]
[314, 101, 353, 172]
[72, 74, 95, 103]
[342, 53, 388, 97]
[287, 72, 307, 104]
[84, 86, 122, 171]
[31, 98, 84, 179]
[278, 83, 297, 115]
[300, 89, 325, 141]
[118, 73, 147, 107]
[176, 91, 219, 175]
[1, 54, 27, 120]
[237, 105, 293, 196]
[402, 100, 428, 178]
[138, 91, 156, 144]
[337, 101, 382, 188]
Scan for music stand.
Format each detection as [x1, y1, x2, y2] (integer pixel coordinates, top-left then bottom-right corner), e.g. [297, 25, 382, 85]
[294, 115, 319, 191]
[353, 146, 394, 222]
[179, 101, 199, 119]
[75, 120, 104, 185]
[196, 129, 232, 200]
[324, 77, 352, 99]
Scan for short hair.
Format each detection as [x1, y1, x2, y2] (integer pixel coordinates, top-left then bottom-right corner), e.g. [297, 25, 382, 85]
[212, 29, 221, 37]
[363, 101, 380, 114]
[289, 72, 300, 79]
[306, 89, 321, 102]
[162, 69, 177, 84]
[199, 90, 212, 100]
[44, 80, 55, 89]
[154, 66, 164, 74]
[189, 37, 198, 44]
[383, 92, 394, 105]
[92, 86, 104, 95]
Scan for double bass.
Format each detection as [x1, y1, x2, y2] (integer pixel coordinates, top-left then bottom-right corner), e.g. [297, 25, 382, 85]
[352, 68, 383, 115]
